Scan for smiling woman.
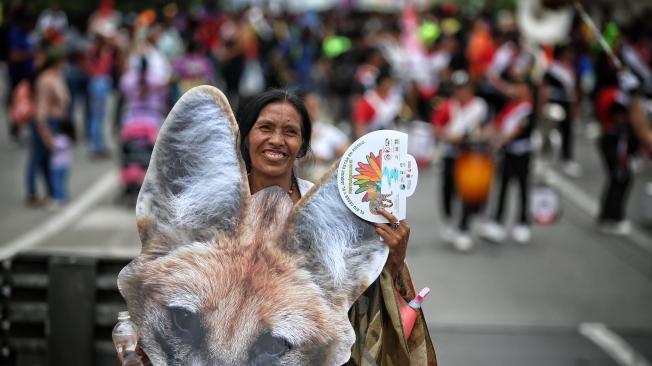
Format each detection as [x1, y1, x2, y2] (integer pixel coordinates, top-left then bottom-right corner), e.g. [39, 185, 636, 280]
[236, 89, 437, 365]
[238, 90, 312, 203]
[246, 101, 307, 198]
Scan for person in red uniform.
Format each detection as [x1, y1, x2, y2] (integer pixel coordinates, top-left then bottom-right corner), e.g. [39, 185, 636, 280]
[431, 70, 488, 252]
[539, 44, 580, 176]
[594, 71, 638, 235]
[480, 79, 535, 244]
[352, 71, 403, 138]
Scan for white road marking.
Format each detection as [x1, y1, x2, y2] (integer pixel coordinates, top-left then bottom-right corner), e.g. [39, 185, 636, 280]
[0, 170, 120, 260]
[541, 166, 599, 215]
[546, 164, 652, 365]
[579, 322, 651, 366]
[541, 165, 652, 253]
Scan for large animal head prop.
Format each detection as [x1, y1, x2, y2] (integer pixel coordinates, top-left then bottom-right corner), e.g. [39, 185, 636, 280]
[118, 86, 388, 365]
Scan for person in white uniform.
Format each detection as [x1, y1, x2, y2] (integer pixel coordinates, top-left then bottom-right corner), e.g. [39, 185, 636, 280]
[430, 70, 488, 252]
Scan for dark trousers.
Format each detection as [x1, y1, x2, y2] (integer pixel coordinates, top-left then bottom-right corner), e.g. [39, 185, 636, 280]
[598, 133, 632, 222]
[441, 155, 478, 231]
[442, 156, 456, 219]
[493, 152, 531, 224]
[556, 101, 573, 161]
[26, 121, 54, 197]
[65, 65, 89, 137]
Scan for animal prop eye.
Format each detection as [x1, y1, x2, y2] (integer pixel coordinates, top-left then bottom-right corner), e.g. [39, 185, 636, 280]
[248, 330, 293, 364]
[168, 307, 201, 337]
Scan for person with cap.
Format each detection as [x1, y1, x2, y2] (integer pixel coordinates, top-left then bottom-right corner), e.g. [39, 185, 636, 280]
[35, 2, 68, 39]
[431, 70, 488, 251]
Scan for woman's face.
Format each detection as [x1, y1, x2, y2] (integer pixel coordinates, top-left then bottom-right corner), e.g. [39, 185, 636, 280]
[247, 101, 304, 179]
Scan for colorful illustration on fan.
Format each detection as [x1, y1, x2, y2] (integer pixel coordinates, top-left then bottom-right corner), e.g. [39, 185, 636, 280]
[352, 150, 392, 215]
[338, 130, 419, 223]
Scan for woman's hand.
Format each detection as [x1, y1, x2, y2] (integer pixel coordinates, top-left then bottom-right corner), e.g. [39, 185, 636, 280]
[136, 344, 151, 365]
[374, 209, 409, 279]
[116, 344, 150, 365]
[35, 120, 54, 150]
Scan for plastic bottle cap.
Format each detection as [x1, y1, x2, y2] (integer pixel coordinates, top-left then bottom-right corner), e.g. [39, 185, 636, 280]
[118, 311, 131, 321]
[413, 287, 430, 305]
[407, 287, 431, 309]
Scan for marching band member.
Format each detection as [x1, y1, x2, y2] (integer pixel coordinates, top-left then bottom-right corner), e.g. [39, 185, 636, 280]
[431, 70, 488, 252]
[481, 79, 535, 244]
[594, 69, 645, 235]
[353, 70, 403, 138]
[539, 44, 581, 177]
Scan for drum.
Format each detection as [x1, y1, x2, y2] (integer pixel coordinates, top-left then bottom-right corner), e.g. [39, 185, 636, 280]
[454, 147, 494, 205]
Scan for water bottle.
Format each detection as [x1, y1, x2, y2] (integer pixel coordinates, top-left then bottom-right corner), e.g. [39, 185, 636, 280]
[112, 311, 139, 363]
[397, 287, 431, 338]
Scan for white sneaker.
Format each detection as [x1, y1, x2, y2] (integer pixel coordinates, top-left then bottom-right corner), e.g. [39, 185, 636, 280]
[46, 200, 61, 212]
[453, 233, 474, 252]
[512, 225, 532, 244]
[562, 161, 582, 178]
[615, 221, 632, 235]
[630, 157, 643, 173]
[479, 221, 507, 243]
[441, 225, 458, 243]
[599, 220, 631, 236]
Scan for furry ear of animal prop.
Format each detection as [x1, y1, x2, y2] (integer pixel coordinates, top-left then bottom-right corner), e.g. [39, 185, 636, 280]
[133, 85, 250, 257]
[286, 164, 388, 309]
[118, 86, 387, 366]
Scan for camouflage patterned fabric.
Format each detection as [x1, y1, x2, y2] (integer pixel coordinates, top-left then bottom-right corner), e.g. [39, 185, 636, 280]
[347, 264, 437, 366]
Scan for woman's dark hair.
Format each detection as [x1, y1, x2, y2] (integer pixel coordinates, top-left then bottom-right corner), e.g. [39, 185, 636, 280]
[30, 45, 66, 87]
[236, 89, 312, 172]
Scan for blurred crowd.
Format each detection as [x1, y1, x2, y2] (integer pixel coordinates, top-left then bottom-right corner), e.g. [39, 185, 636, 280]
[2, 0, 652, 251]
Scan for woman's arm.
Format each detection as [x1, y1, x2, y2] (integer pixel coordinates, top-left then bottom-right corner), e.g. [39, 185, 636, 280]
[374, 209, 409, 280]
[34, 77, 54, 149]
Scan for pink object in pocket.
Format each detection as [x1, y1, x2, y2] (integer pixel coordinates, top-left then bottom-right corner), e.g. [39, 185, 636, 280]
[397, 287, 430, 338]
